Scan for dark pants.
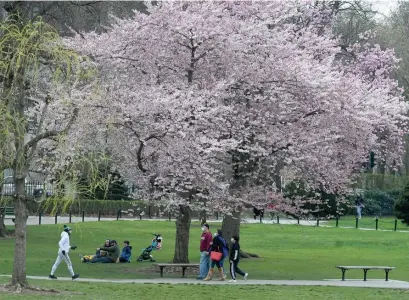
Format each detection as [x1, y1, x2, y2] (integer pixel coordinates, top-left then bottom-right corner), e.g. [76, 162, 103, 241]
[229, 260, 245, 280]
[119, 257, 129, 263]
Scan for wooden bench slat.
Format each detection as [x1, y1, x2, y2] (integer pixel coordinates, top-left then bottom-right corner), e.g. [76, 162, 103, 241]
[337, 266, 394, 269]
[153, 263, 200, 267]
[153, 263, 200, 278]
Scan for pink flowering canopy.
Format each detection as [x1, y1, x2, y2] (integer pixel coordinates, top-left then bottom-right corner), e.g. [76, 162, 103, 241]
[65, 1, 408, 216]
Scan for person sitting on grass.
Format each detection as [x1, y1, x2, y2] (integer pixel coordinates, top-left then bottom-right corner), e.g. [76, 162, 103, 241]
[118, 240, 132, 263]
[96, 239, 111, 257]
[80, 239, 111, 263]
[88, 240, 120, 263]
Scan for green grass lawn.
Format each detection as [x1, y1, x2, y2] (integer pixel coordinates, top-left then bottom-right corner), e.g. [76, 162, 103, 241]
[326, 215, 409, 231]
[1, 220, 408, 282]
[1, 278, 409, 300]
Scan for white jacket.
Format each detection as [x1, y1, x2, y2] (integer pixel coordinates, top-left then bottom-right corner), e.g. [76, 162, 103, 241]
[58, 231, 71, 253]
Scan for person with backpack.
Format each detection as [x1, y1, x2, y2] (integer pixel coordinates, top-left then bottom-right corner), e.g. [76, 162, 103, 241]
[229, 235, 248, 283]
[203, 229, 229, 281]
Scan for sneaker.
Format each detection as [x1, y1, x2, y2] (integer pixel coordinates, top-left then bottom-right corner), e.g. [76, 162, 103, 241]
[49, 274, 57, 279]
[244, 273, 248, 281]
[229, 279, 237, 283]
[79, 254, 83, 262]
[72, 274, 80, 280]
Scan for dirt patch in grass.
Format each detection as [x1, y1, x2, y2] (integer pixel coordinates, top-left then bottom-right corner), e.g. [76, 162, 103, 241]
[0, 284, 59, 295]
[0, 283, 86, 297]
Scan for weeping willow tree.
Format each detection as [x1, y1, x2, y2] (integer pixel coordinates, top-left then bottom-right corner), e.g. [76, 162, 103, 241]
[0, 14, 92, 290]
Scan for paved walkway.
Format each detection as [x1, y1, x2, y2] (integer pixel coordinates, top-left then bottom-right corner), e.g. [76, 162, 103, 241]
[0, 275, 408, 289]
[4, 216, 409, 233]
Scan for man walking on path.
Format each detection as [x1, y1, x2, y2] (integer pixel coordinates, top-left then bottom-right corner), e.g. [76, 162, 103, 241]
[198, 223, 212, 280]
[229, 235, 248, 283]
[49, 225, 80, 280]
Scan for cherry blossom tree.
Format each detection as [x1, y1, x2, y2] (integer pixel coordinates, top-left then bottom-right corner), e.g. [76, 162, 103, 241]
[65, 1, 408, 261]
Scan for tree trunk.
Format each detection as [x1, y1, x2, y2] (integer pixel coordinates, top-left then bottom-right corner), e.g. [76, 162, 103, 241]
[0, 213, 9, 238]
[172, 205, 191, 263]
[199, 209, 207, 225]
[221, 208, 259, 259]
[11, 178, 29, 287]
[221, 209, 241, 240]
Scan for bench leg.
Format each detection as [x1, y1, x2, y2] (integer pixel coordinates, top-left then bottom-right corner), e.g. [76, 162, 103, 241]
[385, 269, 390, 281]
[160, 267, 164, 278]
[182, 267, 186, 278]
[341, 269, 346, 281]
[363, 269, 369, 281]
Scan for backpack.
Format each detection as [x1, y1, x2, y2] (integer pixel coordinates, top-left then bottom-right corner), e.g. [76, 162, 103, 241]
[218, 236, 229, 258]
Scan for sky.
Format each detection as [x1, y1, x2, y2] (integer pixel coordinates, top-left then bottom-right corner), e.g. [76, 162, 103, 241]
[368, 0, 399, 16]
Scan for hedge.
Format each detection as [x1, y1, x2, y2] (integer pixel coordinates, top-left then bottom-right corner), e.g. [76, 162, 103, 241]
[0, 198, 207, 218]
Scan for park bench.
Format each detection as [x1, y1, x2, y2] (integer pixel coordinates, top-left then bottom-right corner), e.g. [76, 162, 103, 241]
[153, 263, 200, 278]
[0, 206, 15, 221]
[336, 266, 395, 281]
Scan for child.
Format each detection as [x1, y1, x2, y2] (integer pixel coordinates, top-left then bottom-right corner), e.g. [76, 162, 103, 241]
[229, 235, 248, 283]
[119, 240, 132, 263]
[49, 225, 80, 280]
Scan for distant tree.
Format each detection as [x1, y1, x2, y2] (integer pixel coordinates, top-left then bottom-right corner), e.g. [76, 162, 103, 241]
[395, 183, 409, 225]
[79, 166, 130, 200]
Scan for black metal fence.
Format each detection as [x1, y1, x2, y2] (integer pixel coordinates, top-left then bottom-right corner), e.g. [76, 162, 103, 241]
[1, 181, 134, 197]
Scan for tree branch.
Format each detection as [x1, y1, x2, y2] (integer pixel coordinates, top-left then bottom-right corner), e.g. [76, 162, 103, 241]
[136, 132, 168, 173]
[271, 143, 292, 155]
[24, 107, 79, 154]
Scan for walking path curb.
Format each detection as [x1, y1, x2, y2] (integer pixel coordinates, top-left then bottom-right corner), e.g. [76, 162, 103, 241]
[1, 275, 409, 289]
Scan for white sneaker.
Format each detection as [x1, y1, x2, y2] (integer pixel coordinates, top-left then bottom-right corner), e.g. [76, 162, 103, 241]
[229, 279, 237, 283]
[244, 273, 248, 281]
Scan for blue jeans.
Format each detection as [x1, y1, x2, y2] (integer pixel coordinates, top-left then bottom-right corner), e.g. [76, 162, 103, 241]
[356, 206, 362, 218]
[89, 256, 112, 263]
[198, 251, 210, 279]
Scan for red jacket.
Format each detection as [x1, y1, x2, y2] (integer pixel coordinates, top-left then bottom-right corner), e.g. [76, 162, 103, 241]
[200, 231, 212, 252]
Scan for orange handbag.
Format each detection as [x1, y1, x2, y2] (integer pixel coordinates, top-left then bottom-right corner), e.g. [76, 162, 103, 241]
[210, 251, 222, 261]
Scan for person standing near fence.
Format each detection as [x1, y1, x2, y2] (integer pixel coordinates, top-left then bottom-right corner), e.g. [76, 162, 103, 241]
[197, 223, 212, 280]
[49, 225, 79, 280]
[356, 196, 364, 219]
[229, 235, 248, 283]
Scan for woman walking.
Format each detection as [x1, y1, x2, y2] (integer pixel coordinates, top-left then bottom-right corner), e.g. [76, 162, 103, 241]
[203, 229, 229, 281]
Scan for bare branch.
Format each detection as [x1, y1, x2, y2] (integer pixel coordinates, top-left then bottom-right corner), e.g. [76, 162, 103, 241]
[271, 143, 292, 155]
[136, 132, 168, 173]
[24, 107, 79, 154]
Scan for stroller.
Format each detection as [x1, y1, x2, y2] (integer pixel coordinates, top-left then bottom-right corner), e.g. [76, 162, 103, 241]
[137, 233, 162, 262]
